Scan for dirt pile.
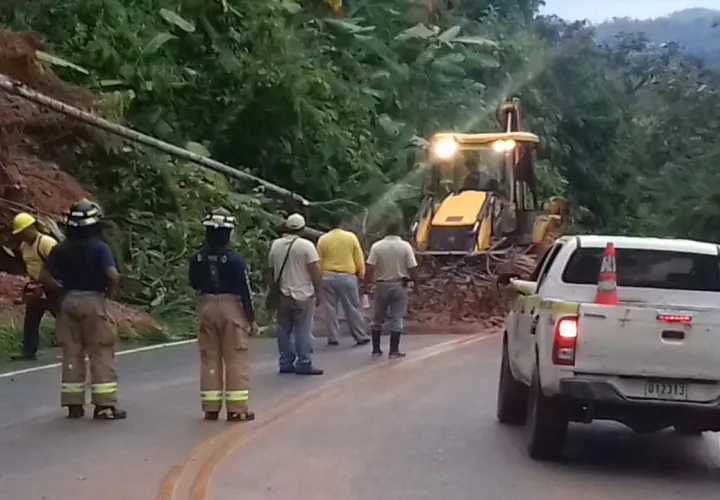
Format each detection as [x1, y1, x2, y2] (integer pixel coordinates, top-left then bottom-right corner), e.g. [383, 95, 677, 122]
[0, 273, 163, 339]
[0, 29, 163, 339]
[406, 252, 537, 332]
[313, 251, 537, 336]
[0, 29, 94, 233]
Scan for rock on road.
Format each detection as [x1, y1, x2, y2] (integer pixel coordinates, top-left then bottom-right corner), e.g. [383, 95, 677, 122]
[2, 334, 720, 500]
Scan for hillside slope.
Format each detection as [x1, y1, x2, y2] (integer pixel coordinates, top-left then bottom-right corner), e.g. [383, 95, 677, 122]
[595, 8, 720, 66]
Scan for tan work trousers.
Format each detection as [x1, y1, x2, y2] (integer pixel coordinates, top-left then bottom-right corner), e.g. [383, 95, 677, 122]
[197, 294, 251, 413]
[57, 292, 118, 407]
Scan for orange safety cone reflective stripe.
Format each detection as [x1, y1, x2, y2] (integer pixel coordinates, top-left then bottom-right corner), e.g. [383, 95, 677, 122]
[595, 242, 619, 306]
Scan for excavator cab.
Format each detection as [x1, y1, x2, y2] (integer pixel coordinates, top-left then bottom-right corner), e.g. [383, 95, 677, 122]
[411, 100, 556, 255]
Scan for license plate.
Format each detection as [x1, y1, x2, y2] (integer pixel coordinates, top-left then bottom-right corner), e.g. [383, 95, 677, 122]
[643, 382, 688, 401]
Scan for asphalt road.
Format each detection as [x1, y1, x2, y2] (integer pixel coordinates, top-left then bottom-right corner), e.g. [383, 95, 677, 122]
[0, 334, 466, 500]
[209, 335, 720, 500]
[2, 333, 720, 500]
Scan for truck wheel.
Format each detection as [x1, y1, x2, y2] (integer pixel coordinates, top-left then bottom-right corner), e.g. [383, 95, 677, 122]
[526, 369, 568, 461]
[496, 339, 528, 425]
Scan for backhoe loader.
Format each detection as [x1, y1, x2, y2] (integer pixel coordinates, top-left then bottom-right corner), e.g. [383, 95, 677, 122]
[410, 100, 566, 257]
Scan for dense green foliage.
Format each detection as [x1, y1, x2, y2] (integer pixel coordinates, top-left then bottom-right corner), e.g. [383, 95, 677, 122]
[596, 8, 720, 67]
[4, 0, 720, 323]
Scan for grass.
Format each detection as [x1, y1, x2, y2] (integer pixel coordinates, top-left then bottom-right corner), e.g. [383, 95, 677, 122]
[0, 314, 191, 362]
[0, 298, 277, 361]
[0, 317, 56, 361]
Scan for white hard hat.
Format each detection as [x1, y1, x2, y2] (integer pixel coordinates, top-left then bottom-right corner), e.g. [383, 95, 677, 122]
[286, 213, 306, 231]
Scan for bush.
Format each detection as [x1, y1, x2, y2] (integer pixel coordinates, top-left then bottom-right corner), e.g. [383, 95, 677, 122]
[0, 317, 56, 361]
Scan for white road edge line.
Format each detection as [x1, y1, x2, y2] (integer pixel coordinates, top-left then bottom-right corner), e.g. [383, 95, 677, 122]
[0, 331, 497, 380]
[0, 338, 198, 379]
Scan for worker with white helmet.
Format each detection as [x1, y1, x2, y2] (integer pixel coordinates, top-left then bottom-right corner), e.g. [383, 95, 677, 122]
[9, 212, 59, 361]
[267, 213, 324, 375]
[189, 208, 258, 422]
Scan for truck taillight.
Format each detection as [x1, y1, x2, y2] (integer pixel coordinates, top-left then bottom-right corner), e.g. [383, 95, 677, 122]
[657, 314, 692, 324]
[552, 317, 578, 366]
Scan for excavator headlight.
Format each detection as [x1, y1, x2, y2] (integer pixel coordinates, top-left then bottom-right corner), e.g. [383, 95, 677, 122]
[492, 139, 516, 153]
[430, 137, 458, 160]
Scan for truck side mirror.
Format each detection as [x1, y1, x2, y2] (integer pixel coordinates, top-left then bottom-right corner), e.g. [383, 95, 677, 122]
[510, 279, 537, 296]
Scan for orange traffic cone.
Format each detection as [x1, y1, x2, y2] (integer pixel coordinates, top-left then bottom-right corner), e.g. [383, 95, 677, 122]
[595, 242, 618, 306]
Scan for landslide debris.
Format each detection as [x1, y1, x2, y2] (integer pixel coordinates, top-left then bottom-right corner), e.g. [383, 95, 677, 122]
[406, 251, 537, 331]
[0, 29, 162, 339]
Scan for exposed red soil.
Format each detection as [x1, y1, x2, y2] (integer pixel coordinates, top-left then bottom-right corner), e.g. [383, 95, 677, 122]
[0, 30, 163, 338]
[0, 273, 163, 339]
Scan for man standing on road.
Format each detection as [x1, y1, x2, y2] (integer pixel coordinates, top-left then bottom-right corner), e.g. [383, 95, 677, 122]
[316, 223, 370, 347]
[365, 219, 419, 359]
[189, 208, 258, 422]
[268, 213, 324, 375]
[41, 199, 126, 420]
[10, 212, 60, 361]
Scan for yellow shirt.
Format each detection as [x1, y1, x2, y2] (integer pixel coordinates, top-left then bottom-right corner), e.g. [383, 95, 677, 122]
[317, 229, 366, 278]
[21, 234, 57, 280]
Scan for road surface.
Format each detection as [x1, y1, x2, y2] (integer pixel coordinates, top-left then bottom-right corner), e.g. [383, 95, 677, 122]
[2, 334, 720, 500]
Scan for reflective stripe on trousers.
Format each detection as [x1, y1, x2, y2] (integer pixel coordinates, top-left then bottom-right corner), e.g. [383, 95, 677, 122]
[201, 390, 223, 403]
[201, 390, 249, 402]
[226, 390, 249, 402]
[92, 382, 118, 395]
[62, 382, 86, 394]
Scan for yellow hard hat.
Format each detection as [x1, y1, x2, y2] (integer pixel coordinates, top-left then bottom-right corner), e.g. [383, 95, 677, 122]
[12, 213, 36, 235]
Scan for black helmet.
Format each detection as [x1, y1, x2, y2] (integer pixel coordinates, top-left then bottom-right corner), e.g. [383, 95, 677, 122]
[65, 199, 102, 228]
[202, 208, 235, 229]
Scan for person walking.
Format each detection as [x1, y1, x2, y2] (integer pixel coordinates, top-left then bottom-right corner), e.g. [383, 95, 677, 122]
[365, 219, 419, 358]
[316, 223, 370, 347]
[40, 199, 126, 420]
[189, 208, 258, 422]
[9, 212, 60, 361]
[268, 213, 323, 375]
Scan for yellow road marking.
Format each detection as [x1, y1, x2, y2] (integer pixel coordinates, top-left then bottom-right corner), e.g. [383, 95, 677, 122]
[157, 334, 495, 500]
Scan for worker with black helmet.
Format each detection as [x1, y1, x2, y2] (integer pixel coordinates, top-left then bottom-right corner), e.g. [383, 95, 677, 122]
[189, 208, 258, 422]
[40, 199, 126, 420]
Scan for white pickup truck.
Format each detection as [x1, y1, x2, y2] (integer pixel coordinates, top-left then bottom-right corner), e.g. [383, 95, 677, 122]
[496, 235, 720, 461]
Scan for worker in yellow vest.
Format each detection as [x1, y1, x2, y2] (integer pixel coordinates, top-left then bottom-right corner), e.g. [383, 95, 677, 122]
[10, 212, 60, 361]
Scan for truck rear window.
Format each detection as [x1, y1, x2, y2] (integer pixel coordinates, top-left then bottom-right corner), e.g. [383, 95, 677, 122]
[562, 248, 720, 291]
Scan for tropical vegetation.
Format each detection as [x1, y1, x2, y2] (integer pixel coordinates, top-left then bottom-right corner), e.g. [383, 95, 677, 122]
[2, 0, 720, 325]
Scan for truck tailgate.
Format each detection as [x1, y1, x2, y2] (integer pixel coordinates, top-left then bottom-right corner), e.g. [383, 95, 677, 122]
[574, 303, 720, 381]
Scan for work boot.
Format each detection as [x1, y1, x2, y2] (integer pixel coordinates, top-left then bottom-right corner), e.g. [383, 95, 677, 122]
[279, 366, 295, 374]
[204, 411, 220, 421]
[327, 339, 340, 346]
[93, 406, 127, 420]
[227, 411, 256, 422]
[371, 328, 383, 357]
[67, 405, 85, 419]
[294, 364, 324, 375]
[388, 331, 406, 359]
[356, 337, 371, 347]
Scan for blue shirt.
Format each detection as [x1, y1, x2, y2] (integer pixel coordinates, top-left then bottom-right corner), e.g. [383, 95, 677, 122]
[45, 239, 116, 293]
[189, 247, 255, 322]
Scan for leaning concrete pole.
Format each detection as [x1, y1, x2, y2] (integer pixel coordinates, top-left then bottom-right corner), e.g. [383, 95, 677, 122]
[0, 73, 323, 238]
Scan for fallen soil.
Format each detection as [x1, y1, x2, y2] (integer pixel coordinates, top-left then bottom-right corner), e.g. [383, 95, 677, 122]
[0, 30, 162, 338]
[313, 251, 537, 336]
[407, 251, 537, 330]
[0, 273, 162, 339]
